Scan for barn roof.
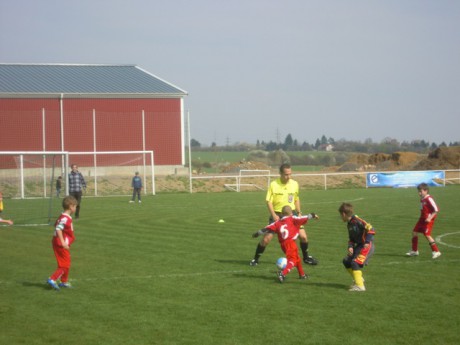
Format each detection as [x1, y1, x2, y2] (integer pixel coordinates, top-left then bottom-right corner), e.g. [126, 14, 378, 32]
[0, 63, 188, 98]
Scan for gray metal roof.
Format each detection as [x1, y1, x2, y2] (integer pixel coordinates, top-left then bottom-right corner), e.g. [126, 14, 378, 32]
[0, 63, 188, 97]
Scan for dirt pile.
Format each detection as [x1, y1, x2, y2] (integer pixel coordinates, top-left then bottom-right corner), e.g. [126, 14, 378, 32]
[339, 147, 460, 171]
[414, 146, 460, 170]
[221, 160, 272, 173]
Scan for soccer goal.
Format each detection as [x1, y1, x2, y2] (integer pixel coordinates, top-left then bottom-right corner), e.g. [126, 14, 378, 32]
[224, 169, 271, 192]
[0, 151, 69, 225]
[0, 150, 155, 226]
[68, 150, 155, 197]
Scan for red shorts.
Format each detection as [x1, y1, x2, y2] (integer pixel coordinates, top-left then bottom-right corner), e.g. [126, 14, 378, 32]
[281, 241, 301, 264]
[52, 240, 72, 269]
[413, 219, 435, 236]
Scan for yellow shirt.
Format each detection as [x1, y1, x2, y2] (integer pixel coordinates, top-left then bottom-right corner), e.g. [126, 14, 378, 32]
[265, 178, 299, 212]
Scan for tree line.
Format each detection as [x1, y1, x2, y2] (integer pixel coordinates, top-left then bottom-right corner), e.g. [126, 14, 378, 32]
[191, 135, 459, 154]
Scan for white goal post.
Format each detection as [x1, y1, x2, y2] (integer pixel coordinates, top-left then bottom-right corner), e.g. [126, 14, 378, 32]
[224, 169, 271, 192]
[0, 150, 155, 225]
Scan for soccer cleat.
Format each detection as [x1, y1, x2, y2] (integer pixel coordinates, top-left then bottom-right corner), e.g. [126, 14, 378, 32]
[349, 285, 366, 292]
[406, 250, 419, 257]
[432, 251, 441, 259]
[299, 274, 308, 280]
[304, 256, 318, 265]
[277, 271, 285, 283]
[138, 200, 142, 203]
[47, 278, 60, 290]
[58, 282, 72, 288]
[249, 259, 258, 266]
[129, 200, 134, 203]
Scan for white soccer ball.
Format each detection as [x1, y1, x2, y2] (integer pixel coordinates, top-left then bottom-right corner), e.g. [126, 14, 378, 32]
[276, 257, 287, 270]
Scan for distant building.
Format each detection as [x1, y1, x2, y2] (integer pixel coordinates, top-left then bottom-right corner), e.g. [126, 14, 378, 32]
[0, 63, 188, 169]
[319, 144, 334, 152]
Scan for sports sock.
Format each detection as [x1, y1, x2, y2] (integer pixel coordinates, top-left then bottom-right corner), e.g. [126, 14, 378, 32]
[347, 267, 353, 278]
[352, 270, 364, 287]
[429, 241, 439, 252]
[411, 236, 418, 251]
[254, 244, 266, 261]
[300, 242, 308, 258]
[50, 268, 65, 281]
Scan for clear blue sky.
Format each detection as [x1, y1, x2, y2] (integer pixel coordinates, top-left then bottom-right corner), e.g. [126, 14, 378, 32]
[1, 0, 459, 146]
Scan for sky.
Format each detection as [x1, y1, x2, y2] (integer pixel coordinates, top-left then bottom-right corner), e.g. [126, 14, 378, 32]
[1, 0, 459, 146]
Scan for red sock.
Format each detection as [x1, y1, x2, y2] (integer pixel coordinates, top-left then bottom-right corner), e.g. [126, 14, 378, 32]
[50, 268, 65, 281]
[411, 236, 418, 251]
[296, 261, 305, 276]
[282, 260, 295, 276]
[430, 242, 439, 252]
[60, 268, 70, 282]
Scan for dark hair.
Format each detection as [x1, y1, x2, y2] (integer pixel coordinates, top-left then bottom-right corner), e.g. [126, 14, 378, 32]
[417, 183, 429, 192]
[279, 163, 291, 173]
[338, 202, 354, 216]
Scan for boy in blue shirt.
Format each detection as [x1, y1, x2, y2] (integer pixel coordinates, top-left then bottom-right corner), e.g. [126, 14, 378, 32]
[130, 172, 143, 203]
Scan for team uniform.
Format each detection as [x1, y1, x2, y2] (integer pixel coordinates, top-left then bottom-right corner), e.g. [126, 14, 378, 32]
[264, 215, 312, 280]
[49, 213, 75, 286]
[342, 214, 375, 291]
[413, 194, 439, 236]
[408, 192, 441, 258]
[343, 215, 375, 268]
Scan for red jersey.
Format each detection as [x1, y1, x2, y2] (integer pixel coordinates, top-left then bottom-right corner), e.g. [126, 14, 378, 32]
[265, 215, 309, 244]
[52, 213, 75, 247]
[419, 194, 439, 221]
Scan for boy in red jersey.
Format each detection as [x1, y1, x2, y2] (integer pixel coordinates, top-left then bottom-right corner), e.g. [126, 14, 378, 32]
[339, 202, 375, 292]
[47, 195, 78, 290]
[252, 205, 319, 283]
[406, 183, 441, 259]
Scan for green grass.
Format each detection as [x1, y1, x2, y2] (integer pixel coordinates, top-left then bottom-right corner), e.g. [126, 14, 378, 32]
[1, 187, 460, 345]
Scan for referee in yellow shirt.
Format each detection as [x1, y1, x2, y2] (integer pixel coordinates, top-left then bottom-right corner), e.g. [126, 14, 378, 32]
[250, 163, 318, 266]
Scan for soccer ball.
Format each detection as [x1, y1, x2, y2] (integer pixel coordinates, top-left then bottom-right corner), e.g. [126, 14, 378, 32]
[276, 257, 287, 270]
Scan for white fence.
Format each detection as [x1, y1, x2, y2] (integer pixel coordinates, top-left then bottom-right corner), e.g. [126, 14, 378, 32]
[189, 169, 460, 193]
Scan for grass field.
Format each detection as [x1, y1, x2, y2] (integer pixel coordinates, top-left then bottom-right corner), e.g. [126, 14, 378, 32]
[1, 186, 459, 345]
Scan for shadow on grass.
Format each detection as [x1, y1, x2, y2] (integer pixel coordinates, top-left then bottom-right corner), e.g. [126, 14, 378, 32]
[22, 281, 54, 290]
[214, 259, 255, 266]
[308, 281, 348, 290]
[232, 272, 277, 281]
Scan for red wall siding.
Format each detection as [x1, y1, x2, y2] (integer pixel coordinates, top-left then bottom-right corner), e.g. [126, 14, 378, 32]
[0, 98, 183, 166]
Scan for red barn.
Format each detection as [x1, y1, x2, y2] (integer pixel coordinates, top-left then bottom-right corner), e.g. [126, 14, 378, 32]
[0, 63, 188, 171]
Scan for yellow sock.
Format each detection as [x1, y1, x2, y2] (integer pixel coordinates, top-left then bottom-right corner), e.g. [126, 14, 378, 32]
[352, 270, 364, 287]
[347, 268, 353, 278]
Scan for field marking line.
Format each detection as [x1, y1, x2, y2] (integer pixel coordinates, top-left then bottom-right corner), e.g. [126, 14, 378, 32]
[436, 231, 460, 249]
[2, 258, 460, 286]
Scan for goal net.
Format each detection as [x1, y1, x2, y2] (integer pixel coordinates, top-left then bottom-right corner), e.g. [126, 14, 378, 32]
[68, 151, 155, 197]
[0, 151, 69, 226]
[0, 150, 155, 226]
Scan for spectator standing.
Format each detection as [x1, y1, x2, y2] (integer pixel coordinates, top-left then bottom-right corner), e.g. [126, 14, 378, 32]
[68, 164, 86, 219]
[56, 176, 62, 197]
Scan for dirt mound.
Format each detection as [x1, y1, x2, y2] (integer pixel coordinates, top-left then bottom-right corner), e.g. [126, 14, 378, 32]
[221, 160, 272, 173]
[391, 152, 421, 167]
[368, 153, 391, 165]
[338, 148, 460, 171]
[414, 146, 460, 170]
